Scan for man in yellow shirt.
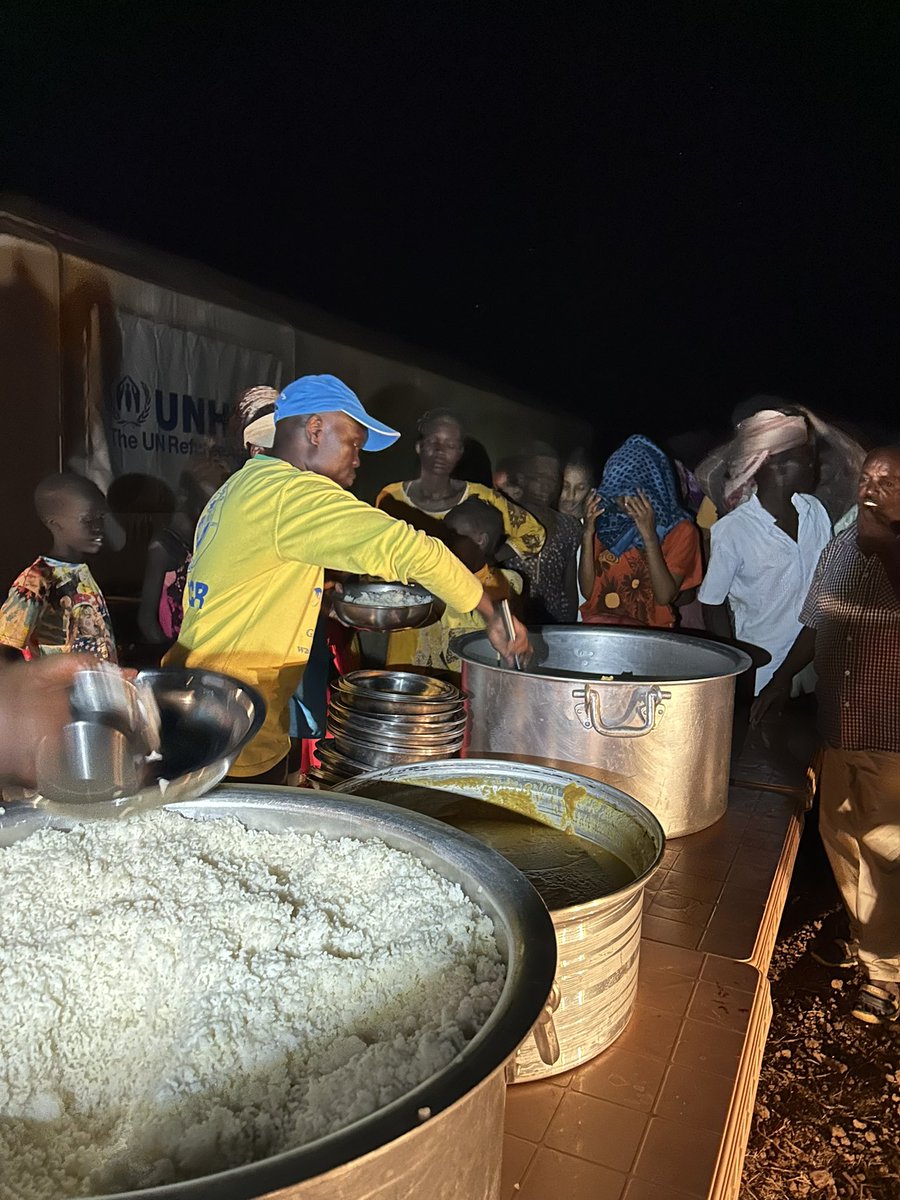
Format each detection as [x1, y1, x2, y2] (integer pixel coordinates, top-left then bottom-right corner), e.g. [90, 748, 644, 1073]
[165, 374, 529, 783]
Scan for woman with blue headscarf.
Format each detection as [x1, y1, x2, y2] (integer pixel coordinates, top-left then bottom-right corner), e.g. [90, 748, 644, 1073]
[580, 435, 703, 628]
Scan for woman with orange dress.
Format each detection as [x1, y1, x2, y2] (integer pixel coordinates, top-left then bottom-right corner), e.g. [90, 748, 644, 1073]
[580, 435, 702, 629]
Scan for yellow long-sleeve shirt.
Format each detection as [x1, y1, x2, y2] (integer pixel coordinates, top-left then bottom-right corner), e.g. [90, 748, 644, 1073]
[164, 456, 482, 776]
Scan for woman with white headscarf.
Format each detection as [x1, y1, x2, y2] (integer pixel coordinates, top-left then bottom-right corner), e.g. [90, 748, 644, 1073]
[236, 385, 279, 458]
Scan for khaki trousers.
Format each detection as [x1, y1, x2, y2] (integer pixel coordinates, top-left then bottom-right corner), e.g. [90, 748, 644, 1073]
[819, 745, 900, 984]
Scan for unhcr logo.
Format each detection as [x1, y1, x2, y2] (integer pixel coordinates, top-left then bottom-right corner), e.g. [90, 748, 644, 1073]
[114, 377, 230, 436]
[114, 376, 153, 427]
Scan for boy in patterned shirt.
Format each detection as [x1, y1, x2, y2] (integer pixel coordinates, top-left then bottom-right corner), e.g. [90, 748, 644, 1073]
[0, 474, 116, 662]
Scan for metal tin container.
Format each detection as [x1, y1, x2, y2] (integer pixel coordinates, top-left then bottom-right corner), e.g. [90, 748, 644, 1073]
[455, 626, 751, 837]
[0, 788, 557, 1200]
[331, 581, 442, 632]
[339, 759, 665, 1081]
[317, 672, 468, 787]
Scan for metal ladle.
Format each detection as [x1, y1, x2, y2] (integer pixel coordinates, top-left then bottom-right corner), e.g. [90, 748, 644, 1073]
[500, 598, 523, 671]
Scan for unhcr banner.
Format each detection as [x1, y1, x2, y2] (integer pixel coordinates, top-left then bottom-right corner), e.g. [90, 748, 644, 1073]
[108, 313, 282, 486]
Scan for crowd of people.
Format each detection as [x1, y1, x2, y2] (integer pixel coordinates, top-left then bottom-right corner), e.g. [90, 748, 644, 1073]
[0, 373, 898, 1028]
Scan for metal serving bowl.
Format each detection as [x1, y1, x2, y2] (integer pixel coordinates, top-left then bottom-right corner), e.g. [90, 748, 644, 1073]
[337, 671, 464, 714]
[329, 732, 465, 771]
[327, 710, 468, 747]
[24, 668, 265, 820]
[0, 789, 558, 1200]
[332, 581, 444, 632]
[328, 700, 468, 735]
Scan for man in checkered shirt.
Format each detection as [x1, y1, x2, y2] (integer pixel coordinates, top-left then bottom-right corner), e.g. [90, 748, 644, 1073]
[753, 446, 900, 1026]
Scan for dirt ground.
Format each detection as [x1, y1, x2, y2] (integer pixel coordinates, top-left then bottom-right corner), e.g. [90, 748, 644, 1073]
[740, 813, 900, 1200]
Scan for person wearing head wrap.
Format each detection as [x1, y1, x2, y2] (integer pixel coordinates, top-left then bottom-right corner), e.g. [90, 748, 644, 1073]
[220, 385, 280, 470]
[579, 435, 703, 628]
[237, 385, 279, 456]
[237, 384, 279, 427]
[698, 408, 832, 694]
[164, 375, 530, 782]
[241, 411, 276, 455]
[696, 396, 866, 525]
[720, 409, 816, 511]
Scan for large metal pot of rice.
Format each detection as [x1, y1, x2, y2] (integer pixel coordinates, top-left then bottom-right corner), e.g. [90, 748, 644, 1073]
[455, 626, 751, 837]
[339, 759, 665, 1081]
[0, 788, 556, 1200]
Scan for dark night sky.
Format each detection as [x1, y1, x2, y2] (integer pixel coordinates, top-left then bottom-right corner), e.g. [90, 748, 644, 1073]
[3, 3, 899, 450]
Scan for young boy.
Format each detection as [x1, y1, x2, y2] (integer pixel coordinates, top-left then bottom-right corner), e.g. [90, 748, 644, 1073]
[0, 473, 116, 662]
[413, 498, 523, 679]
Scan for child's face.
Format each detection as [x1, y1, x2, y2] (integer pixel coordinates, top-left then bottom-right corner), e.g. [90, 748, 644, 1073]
[495, 470, 524, 503]
[444, 517, 492, 571]
[75, 606, 102, 637]
[50, 494, 107, 557]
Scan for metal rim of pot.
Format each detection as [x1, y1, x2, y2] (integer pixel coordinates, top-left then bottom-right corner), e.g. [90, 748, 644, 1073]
[337, 757, 666, 920]
[453, 625, 752, 686]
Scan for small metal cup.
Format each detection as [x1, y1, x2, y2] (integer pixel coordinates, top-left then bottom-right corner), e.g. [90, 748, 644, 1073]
[70, 666, 161, 754]
[35, 720, 143, 804]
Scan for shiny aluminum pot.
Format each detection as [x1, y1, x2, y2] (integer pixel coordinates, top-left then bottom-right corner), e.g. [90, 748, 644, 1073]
[0, 788, 557, 1200]
[339, 759, 665, 1080]
[455, 627, 751, 837]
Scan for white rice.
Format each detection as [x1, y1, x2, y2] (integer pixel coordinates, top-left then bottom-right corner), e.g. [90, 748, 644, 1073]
[347, 587, 430, 607]
[0, 810, 504, 1198]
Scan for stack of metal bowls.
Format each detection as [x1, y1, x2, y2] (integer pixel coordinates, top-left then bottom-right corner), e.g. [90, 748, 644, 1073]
[310, 670, 467, 787]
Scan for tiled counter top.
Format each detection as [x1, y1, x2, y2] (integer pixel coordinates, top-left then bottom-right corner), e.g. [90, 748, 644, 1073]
[642, 786, 805, 971]
[502, 776, 807, 1200]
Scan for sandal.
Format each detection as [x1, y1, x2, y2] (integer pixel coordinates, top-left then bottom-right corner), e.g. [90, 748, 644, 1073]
[851, 982, 900, 1026]
[811, 936, 857, 969]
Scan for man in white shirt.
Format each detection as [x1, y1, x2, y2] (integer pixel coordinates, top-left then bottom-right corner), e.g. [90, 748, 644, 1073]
[699, 408, 832, 694]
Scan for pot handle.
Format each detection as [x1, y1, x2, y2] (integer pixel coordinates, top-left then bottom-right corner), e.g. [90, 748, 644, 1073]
[573, 683, 671, 738]
[531, 981, 562, 1066]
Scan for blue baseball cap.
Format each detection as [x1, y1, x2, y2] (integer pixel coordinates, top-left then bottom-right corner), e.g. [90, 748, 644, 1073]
[275, 374, 400, 452]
